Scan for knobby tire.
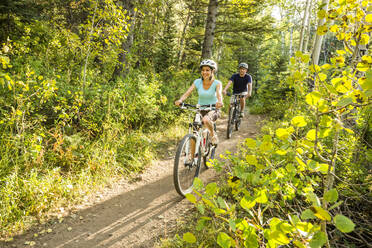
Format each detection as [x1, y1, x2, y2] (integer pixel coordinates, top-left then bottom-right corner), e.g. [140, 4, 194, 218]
[174, 134, 201, 197]
[227, 106, 234, 139]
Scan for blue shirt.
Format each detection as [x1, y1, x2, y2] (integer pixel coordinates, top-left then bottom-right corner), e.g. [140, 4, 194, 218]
[229, 73, 252, 94]
[193, 78, 221, 105]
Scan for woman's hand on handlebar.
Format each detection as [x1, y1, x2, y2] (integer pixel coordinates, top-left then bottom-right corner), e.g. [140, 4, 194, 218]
[175, 99, 182, 106]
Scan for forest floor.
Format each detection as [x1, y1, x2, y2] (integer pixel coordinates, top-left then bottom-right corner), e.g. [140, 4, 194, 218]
[1, 113, 263, 248]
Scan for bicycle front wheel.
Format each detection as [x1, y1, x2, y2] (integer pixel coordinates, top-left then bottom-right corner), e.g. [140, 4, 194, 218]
[226, 106, 234, 139]
[174, 134, 201, 197]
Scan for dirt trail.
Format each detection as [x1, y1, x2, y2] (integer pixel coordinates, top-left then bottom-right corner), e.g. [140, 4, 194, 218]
[1, 114, 262, 248]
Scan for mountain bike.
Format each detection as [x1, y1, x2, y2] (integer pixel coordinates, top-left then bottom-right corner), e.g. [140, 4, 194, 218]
[174, 103, 217, 197]
[226, 92, 246, 139]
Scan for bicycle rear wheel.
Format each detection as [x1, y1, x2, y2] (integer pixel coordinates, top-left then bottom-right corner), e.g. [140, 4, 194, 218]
[174, 134, 201, 197]
[235, 105, 241, 131]
[226, 106, 234, 139]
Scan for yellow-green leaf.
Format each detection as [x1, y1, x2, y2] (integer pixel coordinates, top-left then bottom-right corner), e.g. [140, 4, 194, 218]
[291, 116, 307, 127]
[185, 193, 197, 203]
[276, 128, 290, 140]
[310, 206, 331, 221]
[245, 138, 257, 148]
[246, 155, 258, 165]
[305, 92, 321, 106]
[306, 129, 316, 141]
[183, 232, 196, 243]
[324, 189, 338, 203]
[317, 25, 328, 35]
[260, 141, 272, 152]
[366, 14, 372, 23]
[334, 214, 355, 233]
[256, 190, 268, 204]
[217, 232, 233, 248]
[240, 196, 256, 210]
[276, 149, 287, 155]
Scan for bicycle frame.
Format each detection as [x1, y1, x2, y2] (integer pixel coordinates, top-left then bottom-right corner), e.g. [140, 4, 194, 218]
[226, 92, 246, 138]
[181, 104, 215, 164]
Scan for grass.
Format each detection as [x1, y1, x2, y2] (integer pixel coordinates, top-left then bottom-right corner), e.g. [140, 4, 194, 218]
[0, 116, 189, 240]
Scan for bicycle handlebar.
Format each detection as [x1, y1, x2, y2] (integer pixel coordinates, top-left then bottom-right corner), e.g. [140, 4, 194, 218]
[179, 103, 216, 111]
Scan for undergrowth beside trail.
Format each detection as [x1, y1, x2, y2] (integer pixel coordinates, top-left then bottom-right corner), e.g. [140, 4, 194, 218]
[0, 116, 188, 240]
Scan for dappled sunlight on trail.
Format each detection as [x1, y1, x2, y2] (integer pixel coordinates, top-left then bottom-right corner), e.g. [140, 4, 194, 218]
[2, 113, 262, 248]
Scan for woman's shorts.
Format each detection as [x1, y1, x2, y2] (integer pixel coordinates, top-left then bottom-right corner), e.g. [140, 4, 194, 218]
[200, 110, 221, 122]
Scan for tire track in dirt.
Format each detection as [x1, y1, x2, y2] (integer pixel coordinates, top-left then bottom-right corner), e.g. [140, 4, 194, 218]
[1, 114, 262, 248]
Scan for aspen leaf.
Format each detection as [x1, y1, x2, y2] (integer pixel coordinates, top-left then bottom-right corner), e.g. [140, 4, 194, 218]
[295, 221, 313, 233]
[318, 163, 329, 174]
[205, 182, 218, 196]
[276, 128, 290, 140]
[291, 116, 307, 127]
[324, 189, 338, 203]
[309, 231, 327, 248]
[366, 14, 372, 23]
[193, 177, 203, 190]
[276, 149, 287, 155]
[217, 232, 233, 248]
[321, 63, 332, 70]
[310, 206, 331, 221]
[185, 193, 196, 203]
[301, 209, 316, 220]
[360, 73, 372, 90]
[334, 214, 355, 233]
[360, 34, 370, 45]
[318, 73, 327, 81]
[305, 92, 321, 106]
[293, 240, 307, 248]
[317, 25, 328, 35]
[317, 9, 327, 19]
[306, 129, 316, 141]
[357, 62, 369, 72]
[362, 55, 372, 63]
[337, 97, 353, 106]
[260, 141, 272, 152]
[301, 54, 310, 63]
[240, 196, 256, 210]
[256, 190, 268, 204]
[245, 155, 258, 165]
[270, 231, 290, 245]
[330, 25, 339, 32]
[245, 138, 256, 148]
[183, 232, 196, 243]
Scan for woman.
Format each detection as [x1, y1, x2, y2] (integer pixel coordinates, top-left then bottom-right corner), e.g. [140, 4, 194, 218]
[175, 59, 223, 144]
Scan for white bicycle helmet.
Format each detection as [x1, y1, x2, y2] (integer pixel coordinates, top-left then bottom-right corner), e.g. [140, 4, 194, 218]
[200, 59, 217, 72]
[238, 62, 248, 69]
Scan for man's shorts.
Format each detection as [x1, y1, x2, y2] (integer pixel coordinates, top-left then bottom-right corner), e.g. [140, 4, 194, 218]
[201, 110, 221, 122]
[230, 91, 248, 103]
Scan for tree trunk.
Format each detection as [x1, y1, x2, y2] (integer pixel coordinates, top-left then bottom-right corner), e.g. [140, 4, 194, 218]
[303, 0, 313, 53]
[201, 0, 218, 59]
[112, 0, 136, 78]
[289, 26, 293, 57]
[177, 8, 191, 66]
[299, 0, 311, 52]
[312, 0, 330, 65]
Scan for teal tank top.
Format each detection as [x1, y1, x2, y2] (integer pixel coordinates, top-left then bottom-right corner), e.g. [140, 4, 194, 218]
[193, 78, 221, 105]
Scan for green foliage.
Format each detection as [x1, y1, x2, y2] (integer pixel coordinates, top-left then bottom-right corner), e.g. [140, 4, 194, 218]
[163, 1, 371, 247]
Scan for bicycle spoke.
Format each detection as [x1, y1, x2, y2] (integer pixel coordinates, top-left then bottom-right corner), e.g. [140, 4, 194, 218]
[174, 134, 201, 196]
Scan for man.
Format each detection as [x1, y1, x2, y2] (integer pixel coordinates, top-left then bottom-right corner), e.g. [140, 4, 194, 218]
[223, 62, 252, 117]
